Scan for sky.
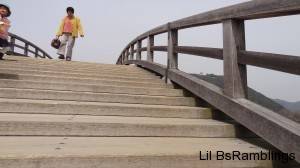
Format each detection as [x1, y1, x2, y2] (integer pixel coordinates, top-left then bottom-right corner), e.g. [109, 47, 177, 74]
[2, 0, 300, 102]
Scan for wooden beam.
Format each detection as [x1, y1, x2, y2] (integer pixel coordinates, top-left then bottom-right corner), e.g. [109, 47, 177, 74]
[130, 44, 134, 60]
[136, 40, 142, 60]
[223, 19, 247, 99]
[151, 46, 167, 52]
[125, 48, 129, 62]
[147, 35, 154, 62]
[238, 50, 300, 76]
[174, 46, 223, 60]
[168, 29, 178, 69]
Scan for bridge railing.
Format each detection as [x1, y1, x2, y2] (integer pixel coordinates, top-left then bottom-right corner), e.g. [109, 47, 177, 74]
[8, 32, 52, 59]
[117, 0, 300, 163]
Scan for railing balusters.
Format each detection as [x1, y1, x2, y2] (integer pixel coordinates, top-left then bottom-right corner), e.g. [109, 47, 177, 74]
[8, 32, 52, 59]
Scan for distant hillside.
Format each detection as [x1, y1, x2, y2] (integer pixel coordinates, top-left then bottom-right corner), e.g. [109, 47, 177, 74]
[274, 99, 300, 114]
[191, 73, 300, 123]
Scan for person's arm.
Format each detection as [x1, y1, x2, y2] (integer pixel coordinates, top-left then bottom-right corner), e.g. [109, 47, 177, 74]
[77, 18, 84, 37]
[56, 17, 65, 38]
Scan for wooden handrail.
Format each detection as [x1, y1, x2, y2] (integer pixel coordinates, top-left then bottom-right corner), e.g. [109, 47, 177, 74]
[117, 0, 300, 163]
[8, 32, 52, 59]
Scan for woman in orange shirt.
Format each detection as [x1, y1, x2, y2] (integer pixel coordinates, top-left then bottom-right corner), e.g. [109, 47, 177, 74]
[56, 7, 84, 61]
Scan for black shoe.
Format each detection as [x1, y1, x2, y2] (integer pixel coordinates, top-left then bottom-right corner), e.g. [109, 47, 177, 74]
[58, 54, 65, 59]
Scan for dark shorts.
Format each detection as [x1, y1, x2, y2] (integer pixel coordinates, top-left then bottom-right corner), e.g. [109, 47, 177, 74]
[0, 38, 10, 47]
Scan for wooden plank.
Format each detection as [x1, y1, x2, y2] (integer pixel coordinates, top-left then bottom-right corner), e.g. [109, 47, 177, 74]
[223, 19, 247, 99]
[151, 46, 167, 52]
[174, 46, 223, 60]
[140, 47, 147, 52]
[13, 44, 25, 50]
[238, 50, 300, 76]
[171, 0, 300, 29]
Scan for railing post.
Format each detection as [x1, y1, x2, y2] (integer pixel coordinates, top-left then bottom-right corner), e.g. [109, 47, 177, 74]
[223, 19, 248, 99]
[10, 37, 15, 53]
[136, 40, 142, 60]
[121, 52, 125, 65]
[130, 44, 134, 60]
[24, 43, 29, 56]
[168, 29, 178, 69]
[125, 48, 129, 63]
[147, 35, 154, 62]
[35, 48, 39, 58]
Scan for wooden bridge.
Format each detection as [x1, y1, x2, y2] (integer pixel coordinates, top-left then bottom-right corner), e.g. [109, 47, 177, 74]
[0, 0, 299, 167]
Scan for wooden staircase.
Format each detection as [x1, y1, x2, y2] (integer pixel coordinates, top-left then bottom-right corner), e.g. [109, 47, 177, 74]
[0, 56, 298, 168]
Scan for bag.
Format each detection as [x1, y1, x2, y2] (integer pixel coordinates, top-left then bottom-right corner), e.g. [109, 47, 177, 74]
[51, 38, 61, 49]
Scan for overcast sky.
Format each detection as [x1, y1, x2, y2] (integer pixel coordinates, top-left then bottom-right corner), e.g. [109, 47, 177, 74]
[2, 0, 300, 102]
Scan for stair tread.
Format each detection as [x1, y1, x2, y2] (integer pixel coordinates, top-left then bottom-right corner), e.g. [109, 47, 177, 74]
[0, 79, 182, 96]
[0, 88, 190, 99]
[0, 63, 152, 74]
[0, 74, 172, 88]
[0, 98, 202, 109]
[0, 88, 195, 106]
[0, 113, 227, 126]
[0, 67, 155, 78]
[0, 137, 271, 157]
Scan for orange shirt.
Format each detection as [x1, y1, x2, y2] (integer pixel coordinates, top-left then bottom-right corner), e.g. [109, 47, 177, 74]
[63, 17, 72, 33]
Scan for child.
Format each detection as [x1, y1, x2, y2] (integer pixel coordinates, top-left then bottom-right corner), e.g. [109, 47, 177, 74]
[0, 4, 11, 60]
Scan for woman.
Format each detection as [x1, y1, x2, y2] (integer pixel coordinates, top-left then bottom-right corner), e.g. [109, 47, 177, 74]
[56, 7, 84, 61]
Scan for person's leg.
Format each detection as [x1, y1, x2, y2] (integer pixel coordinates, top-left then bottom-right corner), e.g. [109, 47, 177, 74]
[0, 53, 3, 60]
[0, 46, 10, 54]
[0, 39, 11, 60]
[66, 36, 75, 61]
[57, 34, 68, 59]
